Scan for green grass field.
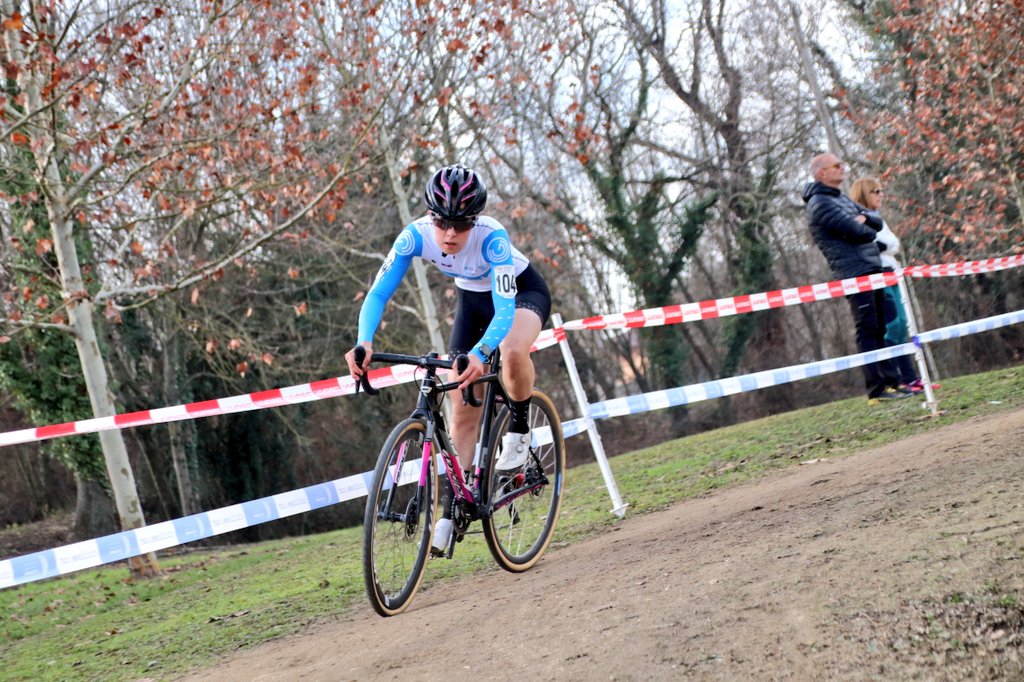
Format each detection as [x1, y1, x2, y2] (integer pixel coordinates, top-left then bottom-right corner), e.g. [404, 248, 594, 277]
[2, 365, 1023, 681]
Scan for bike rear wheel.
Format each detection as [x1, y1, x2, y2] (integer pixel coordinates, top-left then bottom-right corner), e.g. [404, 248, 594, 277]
[362, 418, 437, 616]
[483, 389, 565, 572]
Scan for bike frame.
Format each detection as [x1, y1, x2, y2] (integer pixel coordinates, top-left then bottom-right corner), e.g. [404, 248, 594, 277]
[360, 346, 564, 616]
[364, 351, 545, 528]
[415, 363, 499, 523]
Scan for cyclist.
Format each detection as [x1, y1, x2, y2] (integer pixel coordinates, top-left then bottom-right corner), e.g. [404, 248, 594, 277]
[345, 164, 552, 554]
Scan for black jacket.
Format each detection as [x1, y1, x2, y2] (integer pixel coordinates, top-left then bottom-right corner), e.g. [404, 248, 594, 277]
[802, 182, 882, 279]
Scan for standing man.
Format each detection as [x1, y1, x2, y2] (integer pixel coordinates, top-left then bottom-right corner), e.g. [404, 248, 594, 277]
[802, 153, 908, 404]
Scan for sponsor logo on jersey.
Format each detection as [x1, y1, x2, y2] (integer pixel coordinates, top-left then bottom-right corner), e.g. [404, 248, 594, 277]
[485, 236, 511, 263]
[394, 230, 416, 256]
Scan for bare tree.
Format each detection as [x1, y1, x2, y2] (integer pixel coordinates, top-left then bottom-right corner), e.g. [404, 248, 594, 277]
[0, 0, 387, 573]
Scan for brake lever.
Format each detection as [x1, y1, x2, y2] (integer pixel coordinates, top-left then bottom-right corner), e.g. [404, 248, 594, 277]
[456, 353, 483, 407]
[353, 346, 379, 396]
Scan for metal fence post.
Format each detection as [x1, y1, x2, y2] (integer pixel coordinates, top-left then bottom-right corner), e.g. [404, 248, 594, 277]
[898, 273, 938, 415]
[550, 313, 627, 517]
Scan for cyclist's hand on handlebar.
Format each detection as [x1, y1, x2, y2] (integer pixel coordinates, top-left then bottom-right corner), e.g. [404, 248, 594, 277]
[453, 353, 485, 390]
[345, 343, 372, 379]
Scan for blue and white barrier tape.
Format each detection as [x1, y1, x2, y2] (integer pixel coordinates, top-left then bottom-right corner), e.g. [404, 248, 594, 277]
[0, 470, 377, 589]
[587, 343, 917, 420]
[3, 308, 1022, 590]
[574, 308, 1024, 424]
[917, 309, 1024, 344]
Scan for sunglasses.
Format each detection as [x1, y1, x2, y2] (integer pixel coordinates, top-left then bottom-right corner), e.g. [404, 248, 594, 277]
[431, 214, 477, 233]
[870, 188, 885, 195]
[827, 162, 844, 170]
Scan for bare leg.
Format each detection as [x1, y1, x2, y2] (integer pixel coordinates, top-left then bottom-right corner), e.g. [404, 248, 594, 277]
[450, 388, 482, 472]
[450, 308, 542, 469]
[500, 308, 543, 401]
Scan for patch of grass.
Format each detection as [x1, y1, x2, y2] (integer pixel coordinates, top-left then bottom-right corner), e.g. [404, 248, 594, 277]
[995, 594, 1019, 608]
[1, 365, 1022, 681]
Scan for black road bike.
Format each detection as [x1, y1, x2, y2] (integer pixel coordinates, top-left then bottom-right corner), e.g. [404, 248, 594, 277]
[352, 347, 565, 617]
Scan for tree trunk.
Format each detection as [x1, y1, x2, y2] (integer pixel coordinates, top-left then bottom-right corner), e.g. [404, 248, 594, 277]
[163, 331, 197, 516]
[49, 189, 159, 576]
[784, 0, 843, 159]
[71, 476, 117, 541]
[382, 141, 447, 355]
[10, 3, 159, 578]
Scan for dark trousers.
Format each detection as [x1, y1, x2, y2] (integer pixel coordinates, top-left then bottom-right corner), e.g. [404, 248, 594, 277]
[846, 289, 900, 397]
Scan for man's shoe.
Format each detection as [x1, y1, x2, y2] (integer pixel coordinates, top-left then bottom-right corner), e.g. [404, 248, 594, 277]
[431, 518, 452, 557]
[868, 387, 913, 405]
[900, 382, 924, 394]
[496, 432, 531, 471]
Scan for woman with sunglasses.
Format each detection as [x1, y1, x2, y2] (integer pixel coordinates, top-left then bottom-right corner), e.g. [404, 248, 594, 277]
[345, 164, 551, 553]
[850, 177, 924, 393]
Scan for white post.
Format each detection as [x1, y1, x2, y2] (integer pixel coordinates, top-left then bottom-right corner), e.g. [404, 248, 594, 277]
[550, 313, 628, 517]
[904, 274, 940, 381]
[897, 273, 938, 415]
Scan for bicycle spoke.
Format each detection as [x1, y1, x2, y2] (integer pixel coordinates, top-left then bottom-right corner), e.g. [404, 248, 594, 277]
[363, 420, 436, 616]
[482, 390, 565, 572]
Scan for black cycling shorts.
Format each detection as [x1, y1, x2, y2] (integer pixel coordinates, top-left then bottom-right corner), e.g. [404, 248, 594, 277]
[449, 264, 551, 355]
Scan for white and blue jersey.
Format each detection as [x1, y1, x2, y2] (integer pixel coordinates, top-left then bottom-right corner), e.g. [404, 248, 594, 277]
[357, 215, 530, 362]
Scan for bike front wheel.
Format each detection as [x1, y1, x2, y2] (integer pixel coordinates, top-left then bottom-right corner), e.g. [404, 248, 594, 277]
[483, 389, 565, 572]
[362, 418, 437, 616]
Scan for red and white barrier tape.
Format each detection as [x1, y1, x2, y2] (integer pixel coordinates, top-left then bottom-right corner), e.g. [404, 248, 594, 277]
[905, 254, 1024, 278]
[0, 364, 420, 448]
[0, 254, 1019, 448]
[562, 272, 900, 331]
[531, 324, 565, 351]
[559, 255, 1024, 333]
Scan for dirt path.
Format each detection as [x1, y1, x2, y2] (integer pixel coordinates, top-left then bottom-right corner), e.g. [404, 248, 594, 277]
[181, 409, 1024, 681]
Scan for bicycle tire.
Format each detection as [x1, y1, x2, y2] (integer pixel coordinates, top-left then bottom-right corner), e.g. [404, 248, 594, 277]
[362, 418, 437, 616]
[482, 389, 565, 572]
